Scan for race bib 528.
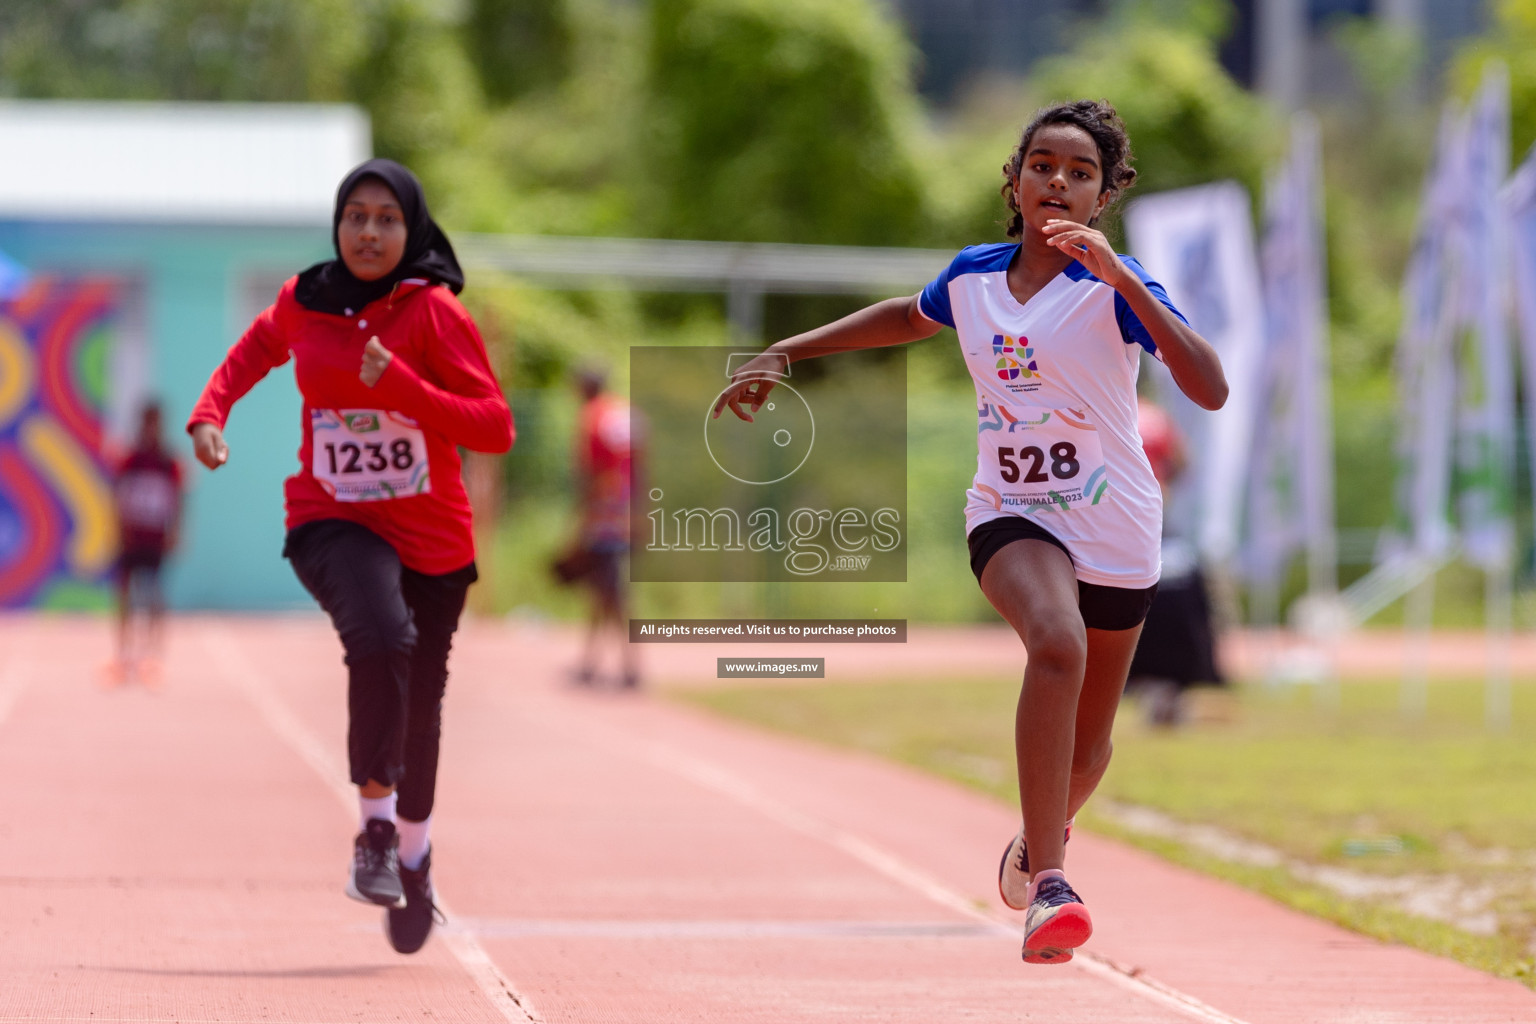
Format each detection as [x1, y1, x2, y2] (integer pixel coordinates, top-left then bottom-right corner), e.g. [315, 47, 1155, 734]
[311, 409, 430, 502]
[975, 404, 1109, 513]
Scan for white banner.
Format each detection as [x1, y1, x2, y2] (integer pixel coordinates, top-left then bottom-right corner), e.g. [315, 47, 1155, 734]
[1125, 181, 1267, 564]
[1506, 129, 1536, 560]
[1455, 65, 1516, 570]
[1387, 108, 1463, 561]
[1249, 114, 1336, 594]
[1387, 67, 1515, 568]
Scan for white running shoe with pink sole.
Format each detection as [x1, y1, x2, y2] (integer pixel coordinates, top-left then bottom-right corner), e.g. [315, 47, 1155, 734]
[1022, 875, 1092, 964]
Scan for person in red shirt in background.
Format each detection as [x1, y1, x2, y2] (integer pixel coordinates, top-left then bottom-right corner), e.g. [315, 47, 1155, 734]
[1127, 396, 1223, 726]
[111, 400, 183, 685]
[187, 159, 513, 955]
[570, 368, 642, 689]
[1137, 397, 1184, 489]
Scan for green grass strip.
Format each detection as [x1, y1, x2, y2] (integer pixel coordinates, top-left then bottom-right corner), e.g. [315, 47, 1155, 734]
[674, 675, 1536, 988]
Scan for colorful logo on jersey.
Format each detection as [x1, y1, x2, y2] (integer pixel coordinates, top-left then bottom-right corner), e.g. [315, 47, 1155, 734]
[993, 334, 1040, 381]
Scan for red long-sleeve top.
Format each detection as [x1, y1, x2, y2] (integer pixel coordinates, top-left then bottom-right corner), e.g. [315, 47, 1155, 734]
[188, 277, 514, 575]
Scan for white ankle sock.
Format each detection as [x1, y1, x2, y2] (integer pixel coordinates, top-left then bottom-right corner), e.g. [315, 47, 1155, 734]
[359, 792, 397, 829]
[397, 816, 431, 871]
[1027, 867, 1066, 904]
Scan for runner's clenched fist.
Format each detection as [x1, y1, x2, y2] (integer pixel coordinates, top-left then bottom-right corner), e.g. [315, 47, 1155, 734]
[360, 336, 393, 387]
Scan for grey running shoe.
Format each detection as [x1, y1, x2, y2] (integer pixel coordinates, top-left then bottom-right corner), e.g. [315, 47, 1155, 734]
[346, 818, 406, 909]
[387, 846, 444, 954]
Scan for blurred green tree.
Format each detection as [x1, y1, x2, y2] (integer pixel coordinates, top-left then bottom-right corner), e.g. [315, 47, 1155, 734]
[1453, 0, 1536, 161]
[1318, 18, 1431, 383]
[463, 0, 574, 102]
[641, 0, 929, 245]
[932, 1, 1272, 246]
[461, 0, 649, 236]
[1030, 13, 1272, 207]
[0, 0, 365, 101]
[345, 1, 486, 184]
[0, 0, 492, 209]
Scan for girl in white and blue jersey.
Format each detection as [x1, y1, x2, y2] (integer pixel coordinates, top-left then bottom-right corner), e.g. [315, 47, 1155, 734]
[715, 100, 1227, 964]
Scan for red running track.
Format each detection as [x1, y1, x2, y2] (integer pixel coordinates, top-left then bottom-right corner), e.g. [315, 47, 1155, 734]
[0, 614, 1531, 1023]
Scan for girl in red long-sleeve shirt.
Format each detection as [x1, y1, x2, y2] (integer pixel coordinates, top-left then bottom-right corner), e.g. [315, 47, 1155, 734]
[188, 159, 513, 955]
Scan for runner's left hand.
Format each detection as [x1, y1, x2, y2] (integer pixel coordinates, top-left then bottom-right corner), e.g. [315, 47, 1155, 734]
[1042, 220, 1127, 289]
[712, 351, 788, 422]
[360, 336, 393, 387]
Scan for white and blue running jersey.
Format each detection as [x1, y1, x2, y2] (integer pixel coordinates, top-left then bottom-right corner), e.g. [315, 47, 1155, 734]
[918, 242, 1188, 589]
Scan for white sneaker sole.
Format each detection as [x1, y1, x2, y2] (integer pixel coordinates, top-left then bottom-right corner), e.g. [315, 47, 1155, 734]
[998, 831, 1030, 910]
[999, 823, 1075, 912]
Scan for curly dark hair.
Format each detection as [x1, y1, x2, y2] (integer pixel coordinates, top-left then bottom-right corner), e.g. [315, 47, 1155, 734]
[1002, 99, 1137, 238]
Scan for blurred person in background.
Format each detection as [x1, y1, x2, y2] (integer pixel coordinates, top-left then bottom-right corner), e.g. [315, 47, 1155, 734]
[109, 400, 183, 686]
[565, 367, 642, 689]
[716, 100, 1227, 966]
[187, 158, 513, 955]
[1126, 396, 1223, 726]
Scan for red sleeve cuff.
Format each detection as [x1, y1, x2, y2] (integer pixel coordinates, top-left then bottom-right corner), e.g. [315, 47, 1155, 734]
[185, 412, 226, 434]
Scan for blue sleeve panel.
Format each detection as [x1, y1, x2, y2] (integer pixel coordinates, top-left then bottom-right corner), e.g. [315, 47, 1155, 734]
[1111, 256, 1188, 355]
[917, 243, 1018, 329]
[1063, 254, 1188, 355]
[918, 247, 1185, 356]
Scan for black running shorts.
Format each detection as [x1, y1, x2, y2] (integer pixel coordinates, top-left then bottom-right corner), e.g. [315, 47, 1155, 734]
[967, 516, 1157, 632]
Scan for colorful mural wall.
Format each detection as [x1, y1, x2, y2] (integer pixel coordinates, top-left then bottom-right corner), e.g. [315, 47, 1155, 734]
[0, 279, 124, 608]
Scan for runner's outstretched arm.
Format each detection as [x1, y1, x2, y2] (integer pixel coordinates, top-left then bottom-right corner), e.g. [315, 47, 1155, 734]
[187, 304, 293, 469]
[712, 295, 940, 422]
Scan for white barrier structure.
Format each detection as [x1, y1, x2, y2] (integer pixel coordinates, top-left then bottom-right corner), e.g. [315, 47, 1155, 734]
[454, 234, 953, 341]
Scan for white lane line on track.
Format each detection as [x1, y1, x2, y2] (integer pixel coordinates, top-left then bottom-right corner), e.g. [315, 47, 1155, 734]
[0, 1018, 371, 1024]
[641, 740, 1255, 1024]
[0, 657, 33, 729]
[203, 627, 542, 1024]
[448, 918, 1003, 939]
[0, 620, 37, 724]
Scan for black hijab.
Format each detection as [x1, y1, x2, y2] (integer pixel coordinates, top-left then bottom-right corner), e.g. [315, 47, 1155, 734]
[293, 158, 464, 315]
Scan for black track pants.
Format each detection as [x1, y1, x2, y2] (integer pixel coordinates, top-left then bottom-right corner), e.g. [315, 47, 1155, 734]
[284, 519, 476, 821]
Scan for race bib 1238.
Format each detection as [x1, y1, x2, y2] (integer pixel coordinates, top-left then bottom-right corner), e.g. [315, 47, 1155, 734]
[311, 408, 431, 502]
